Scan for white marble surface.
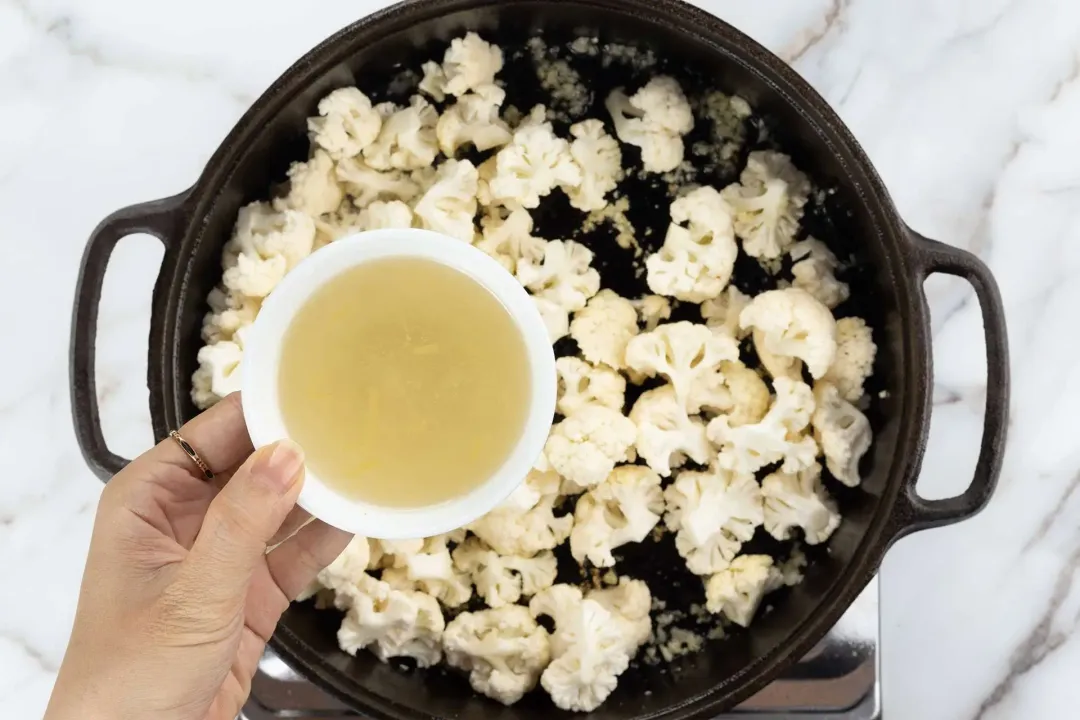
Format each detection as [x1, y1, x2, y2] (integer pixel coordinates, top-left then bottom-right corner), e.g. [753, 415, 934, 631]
[0, 0, 1076, 717]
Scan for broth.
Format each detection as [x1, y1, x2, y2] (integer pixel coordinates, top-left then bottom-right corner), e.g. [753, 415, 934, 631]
[278, 257, 531, 507]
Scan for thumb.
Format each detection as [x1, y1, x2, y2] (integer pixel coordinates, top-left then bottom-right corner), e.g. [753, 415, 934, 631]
[184, 439, 306, 605]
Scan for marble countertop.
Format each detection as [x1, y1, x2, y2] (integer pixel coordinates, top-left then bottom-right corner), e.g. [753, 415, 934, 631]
[1, 0, 1076, 717]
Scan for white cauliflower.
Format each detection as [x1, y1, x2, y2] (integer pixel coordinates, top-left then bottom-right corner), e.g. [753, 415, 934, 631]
[566, 119, 623, 211]
[356, 199, 414, 230]
[516, 240, 600, 312]
[646, 186, 739, 302]
[761, 462, 841, 544]
[222, 202, 317, 298]
[476, 207, 546, 273]
[570, 465, 663, 567]
[822, 317, 876, 402]
[201, 287, 260, 345]
[381, 536, 473, 607]
[664, 467, 764, 575]
[336, 573, 445, 668]
[701, 285, 751, 340]
[605, 76, 694, 173]
[811, 382, 872, 487]
[194, 339, 243, 400]
[708, 377, 819, 475]
[740, 287, 837, 379]
[704, 554, 776, 627]
[629, 386, 711, 477]
[335, 158, 423, 207]
[436, 84, 512, 155]
[495, 468, 562, 514]
[625, 321, 740, 409]
[544, 404, 637, 491]
[556, 357, 626, 416]
[443, 606, 552, 706]
[569, 289, 639, 369]
[438, 32, 504, 98]
[712, 361, 770, 426]
[308, 87, 383, 160]
[315, 535, 374, 596]
[489, 119, 582, 208]
[534, 296, 570, 343]
[790, 238, 849, 309]
[363, 96, 439, 171]
[468, 493, 573, 558]
[277, 149, 345, 217]
[222, 251, 287, 299]
[529, 581, 650, 712]
[413, 158, 479, 242]
[634, 294, 672, 332]
[452, 537, 558, 608]
[587, 577, 653, 652]
[721, 150, 811, 260]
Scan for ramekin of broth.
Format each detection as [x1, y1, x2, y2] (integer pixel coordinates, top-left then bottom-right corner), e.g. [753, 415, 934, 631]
[241, 228, 556, 539]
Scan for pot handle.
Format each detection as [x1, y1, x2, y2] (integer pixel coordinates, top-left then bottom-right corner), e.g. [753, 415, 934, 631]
[70, 192, 190, 482]
[891, 230, 1009, 537]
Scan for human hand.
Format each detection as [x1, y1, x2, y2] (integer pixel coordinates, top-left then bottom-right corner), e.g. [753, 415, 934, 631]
[45, 393, 351, 720]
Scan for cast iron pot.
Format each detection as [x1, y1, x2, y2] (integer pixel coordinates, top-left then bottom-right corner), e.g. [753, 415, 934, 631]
[70, 0, 1010, 717]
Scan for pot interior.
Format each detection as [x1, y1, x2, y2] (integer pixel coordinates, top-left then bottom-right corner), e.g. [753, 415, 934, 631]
[160, 1, 917, 717]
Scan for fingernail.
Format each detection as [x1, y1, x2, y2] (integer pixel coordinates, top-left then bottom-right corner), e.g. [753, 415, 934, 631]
[261, 439, 305, 492]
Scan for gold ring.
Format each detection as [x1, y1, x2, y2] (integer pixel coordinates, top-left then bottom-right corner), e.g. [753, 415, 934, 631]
[169, 430, 216, 481]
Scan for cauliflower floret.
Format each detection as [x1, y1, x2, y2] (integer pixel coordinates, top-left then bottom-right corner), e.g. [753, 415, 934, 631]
[587, 577, 653, 652]
[356, 199, 414, 230]
[418, 61, 448, 102]
[701, 286, 751, 340]
[495, 468, 562, 514]
[381, 536, 473, 607]
[529, 582, 649, 712]
[634, 294, 672, 332]
[201, 287, 260, 345]
[811, 382, 872, 487]
[436, 84, 513, 155]
[489, 119, 582, 209]
[605, 76, 694, 173]
[437, 32, 504, 98]
[556, 357, 626, 416]
[569, 289, 639, 369]
[195, 340, 243, 399]
[790, 238, 850, 309]
[443, 606, 552, 706]
[336, 573, 445, 668]
[625, 321, 740, 409]
[315, 535, 374, 596]
[534, 296, 570, 343]
[413, 158, 479, 242]
[761, 462, 841, 544]
[708, 377, 819, 475]
[307, 87, 383, 160]
[516, 240, 600, 312]
[468, 492, 573, 557]
[544, 404, 637, 491]
[222, 202, 317, 297]
[565, 119, 623, 211]
[714, 361, 770, 426]
[822, 317, 876, 402]
[629, 386, 711, 477]
[664, 467, 764, 575]
[570, 466, 663, 567]
[452, 537, 558, 608]
[335, 157, 423, 207]
[276, 149, 345, 217]
[740, 287, 837, 379]
[476, 207, 546, 273]
[721, 150, 810, 260]
[703, 554, 776, 627]
[363, 96, 439, 171]
[646, 186, 738, 302]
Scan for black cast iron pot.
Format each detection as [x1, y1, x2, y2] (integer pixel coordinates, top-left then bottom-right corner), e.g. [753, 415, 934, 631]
[69, 0, 1009, 717]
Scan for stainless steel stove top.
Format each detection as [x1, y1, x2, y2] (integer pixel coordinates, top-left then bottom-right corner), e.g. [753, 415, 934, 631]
[243, 578, 879, 719]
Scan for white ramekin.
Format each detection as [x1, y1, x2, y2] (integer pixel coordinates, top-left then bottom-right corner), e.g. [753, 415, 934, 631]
[241, 228, 556, 539]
